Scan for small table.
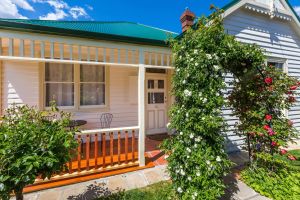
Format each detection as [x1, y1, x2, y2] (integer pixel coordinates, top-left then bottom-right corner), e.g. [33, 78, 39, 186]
[68, 120, 87, 130]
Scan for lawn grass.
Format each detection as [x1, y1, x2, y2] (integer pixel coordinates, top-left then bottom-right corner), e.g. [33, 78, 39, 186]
[97, 181, 177, 200]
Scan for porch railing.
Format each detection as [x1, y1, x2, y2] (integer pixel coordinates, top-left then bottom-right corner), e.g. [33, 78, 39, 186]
[34, 126, 140, 183]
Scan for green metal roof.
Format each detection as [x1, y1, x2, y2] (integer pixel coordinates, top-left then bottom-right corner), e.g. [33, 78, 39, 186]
[0, 19, 178, 47]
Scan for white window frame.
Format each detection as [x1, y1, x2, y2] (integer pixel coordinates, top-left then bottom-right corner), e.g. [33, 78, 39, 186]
[266, 57, 288, 117]
[42, 63, 109, 111]
[79, 64, 106, 109]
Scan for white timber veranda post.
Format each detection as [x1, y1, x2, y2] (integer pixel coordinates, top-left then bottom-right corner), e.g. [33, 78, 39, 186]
[138, 48, 146, 166]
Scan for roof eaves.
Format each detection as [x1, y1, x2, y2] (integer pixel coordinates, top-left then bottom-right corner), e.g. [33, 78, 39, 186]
[0, 20, 171, 47]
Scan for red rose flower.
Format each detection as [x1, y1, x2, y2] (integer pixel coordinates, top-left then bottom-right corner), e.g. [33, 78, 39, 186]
[287, 91, 293, 95]
[288, 96, 296, 102]
[288, 120, 294, 126]
[265, 77, 272, 84]
[265, 115, 272, 121]
[288, 154, 297, 161]
[263, 125, 270, 130]
[268, 129, 275, 136]
[297, 81, 300, 86]
[290, 85, 298, 90]
[280, 149, 287, 155]
[271, 141, 278, 146]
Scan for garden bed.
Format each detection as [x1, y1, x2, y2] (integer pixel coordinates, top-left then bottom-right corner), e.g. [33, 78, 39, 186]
[241, 149, 300, 200]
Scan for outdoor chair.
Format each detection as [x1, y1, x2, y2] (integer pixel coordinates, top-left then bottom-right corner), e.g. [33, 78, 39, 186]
[100, 113, 113, 129]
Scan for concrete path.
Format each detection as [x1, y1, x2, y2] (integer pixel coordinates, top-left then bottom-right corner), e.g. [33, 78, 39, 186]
[15, 152, 271, 200]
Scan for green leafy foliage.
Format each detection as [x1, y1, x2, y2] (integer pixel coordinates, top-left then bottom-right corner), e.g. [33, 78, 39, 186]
[241, 153, 300, 200]
[161, 9, 234, 200]
[0, 104, 78, 200]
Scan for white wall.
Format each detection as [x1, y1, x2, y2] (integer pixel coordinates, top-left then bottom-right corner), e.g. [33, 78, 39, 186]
[1, 61, 139, 130]
[74, 66, 138, 129]
[223, 8, 300, 152]
[2, 60, 40, 108]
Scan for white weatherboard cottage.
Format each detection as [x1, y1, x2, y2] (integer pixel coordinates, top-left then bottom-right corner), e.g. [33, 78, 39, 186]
[0, 0, 299, 182]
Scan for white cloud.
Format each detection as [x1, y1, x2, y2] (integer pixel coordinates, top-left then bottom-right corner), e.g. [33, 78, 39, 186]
[294, 6, 300, 16]
[39, 9, 67, 20]
[35, 0, 90, 20]
[69, 6, 88, 19]
[85, 4, 93, 11]
[0, 0, 32, 19]
[13, 0, 34, 11]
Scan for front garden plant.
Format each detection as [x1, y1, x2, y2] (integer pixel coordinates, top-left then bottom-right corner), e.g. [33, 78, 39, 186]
[0, 104, 77, 200]
[162, 6, 300, 200]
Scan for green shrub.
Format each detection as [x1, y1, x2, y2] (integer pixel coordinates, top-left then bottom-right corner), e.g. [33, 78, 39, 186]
[0, 104, 77, 200]
[241, 153, 300, 200]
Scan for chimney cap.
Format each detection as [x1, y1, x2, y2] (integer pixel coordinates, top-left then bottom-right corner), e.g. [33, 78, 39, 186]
[180, 8, 196, 32]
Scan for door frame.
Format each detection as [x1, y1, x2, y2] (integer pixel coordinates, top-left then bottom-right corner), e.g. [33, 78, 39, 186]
[145, 73, 168, 135]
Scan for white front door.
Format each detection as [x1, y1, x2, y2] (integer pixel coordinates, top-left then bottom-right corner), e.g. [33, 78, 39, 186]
[146, 75, 167, 135]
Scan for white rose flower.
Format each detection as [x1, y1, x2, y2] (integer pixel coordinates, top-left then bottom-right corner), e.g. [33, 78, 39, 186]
[216, 156, 221, 162]
[190, 133, 194, 139]
[184, 89, 192, 97]
[182, 80, 186, 84]
[191, 58, 194, 61]
[194, 49, 198, 54]
[206, 54, 212, 59]
[180, 169, 186, 176]
[194, 192, 198, 197]
[194, 144, 198, 148]
[0, 183, 4, 191]
[196, 171, 201, 176]
[177, 187, 183, 193]
[166, 122, 170, 128]
[186, 113, 189, 118]
[180, 132, 183, 135]
[176, 68, 180, 72]
[213, 65, 219, 70]
[188, 176, 192, 181]
[206, 160, 211, 165]
[187, 155, 190, 158]
[203, 98, 207, 103]
[195, 62, 199, 66]
[186, 148, 191, 153]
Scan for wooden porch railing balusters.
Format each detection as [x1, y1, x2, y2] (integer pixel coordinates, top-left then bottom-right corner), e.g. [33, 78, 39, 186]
[125, 130, 128, 163]
[132, 130, 135, 162]
[94, 133, 98, 169]
[77, 135, 82, 172]
[86, 134, 90, 170]
[118, 131, 121, 165]
[102, 133, 106, 168]
[110, 132, 114, 165]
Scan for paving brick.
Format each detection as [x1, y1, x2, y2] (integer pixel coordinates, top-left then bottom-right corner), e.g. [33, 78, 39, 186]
[143, 168, 164, 184]
[106, 174, 128, 191]
[38, 190, 62, 200]
[124, 172, 148, 190]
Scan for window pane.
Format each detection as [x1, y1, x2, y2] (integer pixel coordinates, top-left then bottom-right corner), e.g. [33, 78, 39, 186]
[148, 92, 164, 104]
[80, 83, 105, 106]
[268, 62, 283, 70]
[80, 65, 105, 82]
[46, 83, 74, 106]
[148, 80, 154, 89]
[45, 63, 73, 82]
[158, 80, 164, 89]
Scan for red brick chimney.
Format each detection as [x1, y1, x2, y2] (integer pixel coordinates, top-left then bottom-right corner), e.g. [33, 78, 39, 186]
[180, 7, 196, 32]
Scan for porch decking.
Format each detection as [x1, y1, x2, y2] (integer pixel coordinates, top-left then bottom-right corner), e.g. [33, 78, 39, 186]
[24, 133, 169, 193]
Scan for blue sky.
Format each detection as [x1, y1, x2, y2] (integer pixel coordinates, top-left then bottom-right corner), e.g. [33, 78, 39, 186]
[0, 0, 299, 33]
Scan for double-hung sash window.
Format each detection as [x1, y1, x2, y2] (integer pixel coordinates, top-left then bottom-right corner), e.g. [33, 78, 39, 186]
[44, 63, 106, 109]
[45, 63, 74, 107]
[80, 65, 105, 106]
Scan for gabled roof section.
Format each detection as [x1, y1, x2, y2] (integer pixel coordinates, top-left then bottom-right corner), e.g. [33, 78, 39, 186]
[0, 19, 178, 47]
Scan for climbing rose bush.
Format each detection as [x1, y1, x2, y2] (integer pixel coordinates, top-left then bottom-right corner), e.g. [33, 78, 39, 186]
[161, 10, 233, 200]
[228, 62, 299, 157]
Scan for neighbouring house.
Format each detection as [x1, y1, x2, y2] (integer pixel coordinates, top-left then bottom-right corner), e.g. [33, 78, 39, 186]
[0, 0, 299, 190]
